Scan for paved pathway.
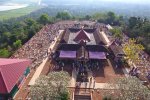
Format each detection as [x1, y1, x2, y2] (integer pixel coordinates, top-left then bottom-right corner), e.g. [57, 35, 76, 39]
[69, 69, 77, 87]
[122, 68, 130, 77]
[73, 82, 118, 90]
[28, 57, 48, 86]
[69, 68, 119, 90]
[48, 30, 64, 53]
[68, 59, 129, 90]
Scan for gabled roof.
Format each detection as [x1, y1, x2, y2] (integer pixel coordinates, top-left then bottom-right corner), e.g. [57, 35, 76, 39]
[63, 29, 70, 42]
[74, 29, 90, 42]
[0, 58, 31, 94]
[93, 29, 106, 45]
[109, 44, 125, 57]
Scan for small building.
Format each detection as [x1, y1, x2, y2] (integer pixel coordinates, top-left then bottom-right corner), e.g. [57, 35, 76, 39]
[0, 58, 31, 99]
[109, 42, 125, 64]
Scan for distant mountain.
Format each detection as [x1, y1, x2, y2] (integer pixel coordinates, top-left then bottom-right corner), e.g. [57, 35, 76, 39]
[41, 0, 150, 18]
[42, 0, 150, 5]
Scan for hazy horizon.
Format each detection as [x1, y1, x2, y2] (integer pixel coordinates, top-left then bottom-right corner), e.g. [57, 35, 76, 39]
[0, 0, 150, 5]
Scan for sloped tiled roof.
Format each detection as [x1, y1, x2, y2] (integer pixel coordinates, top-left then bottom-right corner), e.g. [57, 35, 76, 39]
[0, 58, 30, 94]
[109, 44, 125, 57]
[74, 29, 90, 42]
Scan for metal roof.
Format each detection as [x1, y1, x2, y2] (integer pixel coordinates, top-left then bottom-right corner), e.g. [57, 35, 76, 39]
[0, 58, 30, 94]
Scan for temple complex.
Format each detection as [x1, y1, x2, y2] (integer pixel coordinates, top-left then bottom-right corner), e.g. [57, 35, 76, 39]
[49, 22, 125, 99]
[9, 21, 130, 100]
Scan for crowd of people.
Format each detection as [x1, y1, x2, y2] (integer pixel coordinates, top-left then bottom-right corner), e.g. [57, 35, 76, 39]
[132, 53, 150, 81]
[11, 21, 76, 69]
[122, 34, 150, 82]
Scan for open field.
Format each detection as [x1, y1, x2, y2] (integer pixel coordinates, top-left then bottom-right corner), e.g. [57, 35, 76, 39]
[0, 6, 42, 21]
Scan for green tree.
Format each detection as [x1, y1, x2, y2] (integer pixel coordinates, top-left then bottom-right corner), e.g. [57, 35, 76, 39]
[103, 76, 150, 100]
[1, 32, 11, 43]
[25, 18, 37, 26]
[128, 17, 138, 29]
[0, 48, 10, 58]
[123, 39, 144, 63]
[30, 71, 71, 100]
[106, 12, 116, 25]
[13, 40, 22, 49]
[92, 13, 106, 21]
[110, 28, 123, 39]
[39, 14, 50, 25]
[56, 11, 72, 20]
[85, 15, 91, 20]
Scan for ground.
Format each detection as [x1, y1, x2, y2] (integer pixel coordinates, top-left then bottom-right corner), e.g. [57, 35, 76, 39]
[0, 6, 41, 21]
[48, 59, 125, 100]
[93, 59, 124, 83]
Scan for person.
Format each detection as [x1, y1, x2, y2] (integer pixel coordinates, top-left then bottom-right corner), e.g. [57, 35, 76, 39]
[61, 66, 63, 71]
[115, 64, 118, 69]
[93, 80, 96, 89]
[90, 77, 92, 83]
[129, 67, 135, 75]
[62, 62, 64, 67]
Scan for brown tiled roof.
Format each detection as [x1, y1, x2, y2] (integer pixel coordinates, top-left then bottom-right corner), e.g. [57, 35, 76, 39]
[93, 29, 107, 45]
[109, 44, 125, 57]
[74, 29, 91, 42]
[63, 29, 70, 42]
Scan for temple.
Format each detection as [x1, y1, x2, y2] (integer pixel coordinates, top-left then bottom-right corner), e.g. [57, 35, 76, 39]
[9, 21, 129, 99]
[52, 24, 111, 82]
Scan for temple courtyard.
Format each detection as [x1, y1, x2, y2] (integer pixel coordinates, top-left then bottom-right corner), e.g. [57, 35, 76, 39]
[10, 21, 149, 100]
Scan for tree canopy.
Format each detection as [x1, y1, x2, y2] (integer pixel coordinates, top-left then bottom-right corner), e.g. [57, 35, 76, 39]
[30, 71, 71, 100]
[56, 11, 72, 20]
[110, 28, 123, 39]
[103, 76, 150, 100]
[126, 17, 150, 54]
[123, 39, 144, 62]
[38, 14, 51, 25]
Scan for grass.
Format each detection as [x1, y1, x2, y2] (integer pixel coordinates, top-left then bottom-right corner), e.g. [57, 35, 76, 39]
[0, 6, 41, 21]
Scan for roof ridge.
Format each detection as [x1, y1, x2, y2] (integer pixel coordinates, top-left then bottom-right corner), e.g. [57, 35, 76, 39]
[74, 29, 90, 42]
[0, 59, 28, 66]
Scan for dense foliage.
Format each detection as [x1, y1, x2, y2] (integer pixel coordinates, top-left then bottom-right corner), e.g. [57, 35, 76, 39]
[0, 11, 121, 58]
[123, 39, 144, 62]
[30, 71, 70, 100]
[0, 7, 150, 57]
[0, 14, 49, 57]
[102, 76, 150, 100]
[125, 17, 150, 54]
